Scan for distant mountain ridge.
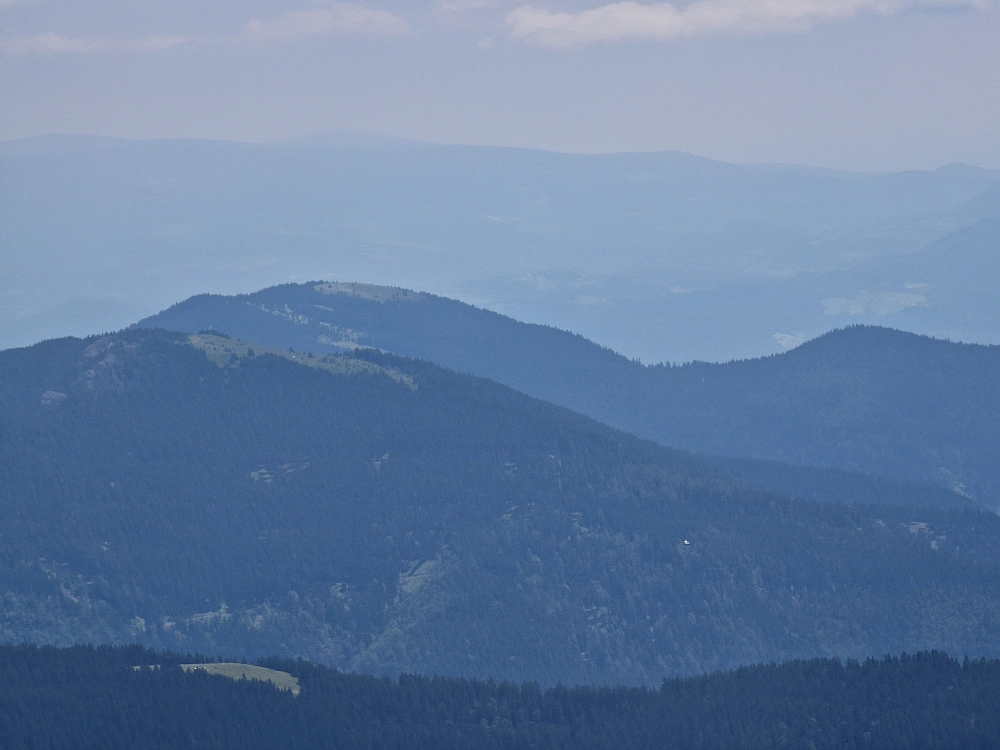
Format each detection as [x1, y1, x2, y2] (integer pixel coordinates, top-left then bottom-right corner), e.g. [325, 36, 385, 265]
[3, 328, 1000, 684]
[138, 282, 1000, 508]
[3, 134, 998, 361]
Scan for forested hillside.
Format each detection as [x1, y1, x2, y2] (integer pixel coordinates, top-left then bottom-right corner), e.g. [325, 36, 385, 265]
[3, 645, 1000, 749]
[139, 282, 1000, 507]
[3, 329, 1000, 684]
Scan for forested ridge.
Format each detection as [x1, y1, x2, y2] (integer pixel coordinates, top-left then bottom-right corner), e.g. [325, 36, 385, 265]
[3, 329, 1000, 684]
[138, 282, 1000, 506]
[2, 644, 999, 749]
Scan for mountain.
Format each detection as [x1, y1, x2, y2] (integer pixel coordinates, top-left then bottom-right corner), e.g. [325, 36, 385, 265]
[3, 328, 1000, 685]
[138, 282, 1000, 508]
[2, 134, 998, 362]
[4, 645, 1000, 749]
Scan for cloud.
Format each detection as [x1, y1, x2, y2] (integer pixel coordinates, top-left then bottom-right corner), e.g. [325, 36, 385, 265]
[506, 0, 985, 47]
[773, 332, 807, 349]
[437, 0, 501, 10]
[243, 4, 410, 41]
[1, 4, 409, 56]
[0, 33, 193, 56]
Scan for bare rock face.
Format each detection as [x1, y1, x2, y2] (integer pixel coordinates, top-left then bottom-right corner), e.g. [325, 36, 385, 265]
[71, 336, 135, 394]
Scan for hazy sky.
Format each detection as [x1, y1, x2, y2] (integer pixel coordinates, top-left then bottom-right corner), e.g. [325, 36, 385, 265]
[1, 0, 998, 170]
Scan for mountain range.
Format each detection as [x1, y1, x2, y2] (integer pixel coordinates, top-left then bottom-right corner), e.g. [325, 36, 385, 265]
[3, 134, 999, 361]
[140, 282, 1000, 509]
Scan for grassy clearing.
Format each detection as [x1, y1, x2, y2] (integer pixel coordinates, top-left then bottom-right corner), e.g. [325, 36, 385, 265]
[180, 663, 301, 696]
[188, 334, 416, 389]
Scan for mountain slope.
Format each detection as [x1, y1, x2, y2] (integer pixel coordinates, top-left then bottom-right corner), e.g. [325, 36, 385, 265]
[3, 329, 1000, 684]
[138, 282, 1000, 507]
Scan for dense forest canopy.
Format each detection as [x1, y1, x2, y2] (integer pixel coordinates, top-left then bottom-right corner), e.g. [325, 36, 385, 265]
[2, 645, 999, 749]
[2, 329, 1000, 684]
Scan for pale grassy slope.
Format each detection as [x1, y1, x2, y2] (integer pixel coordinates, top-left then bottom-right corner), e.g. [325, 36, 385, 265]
[180, 663, 300, 695]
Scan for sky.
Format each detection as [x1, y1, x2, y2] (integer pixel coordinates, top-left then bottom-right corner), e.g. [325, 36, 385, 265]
[0, 0, 998, 171]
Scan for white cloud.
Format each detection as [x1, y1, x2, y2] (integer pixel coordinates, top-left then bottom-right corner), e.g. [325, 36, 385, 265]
[243, 4, 410, 41]
[0, 33, 192, 56]
[506, 0, 985, 47]
[437, 0, 501, 10]
[1, 4, 409, 56]
[773, 332, 807, 349]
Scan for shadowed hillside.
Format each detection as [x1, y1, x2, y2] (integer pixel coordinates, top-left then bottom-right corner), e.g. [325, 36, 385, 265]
[139, 283, 1000, 507]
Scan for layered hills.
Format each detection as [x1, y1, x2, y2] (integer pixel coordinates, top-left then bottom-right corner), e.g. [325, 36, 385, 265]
[3, 135, 998, 361]
[139, 282, 1000, 507]
[3, 328, 1000, 684]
